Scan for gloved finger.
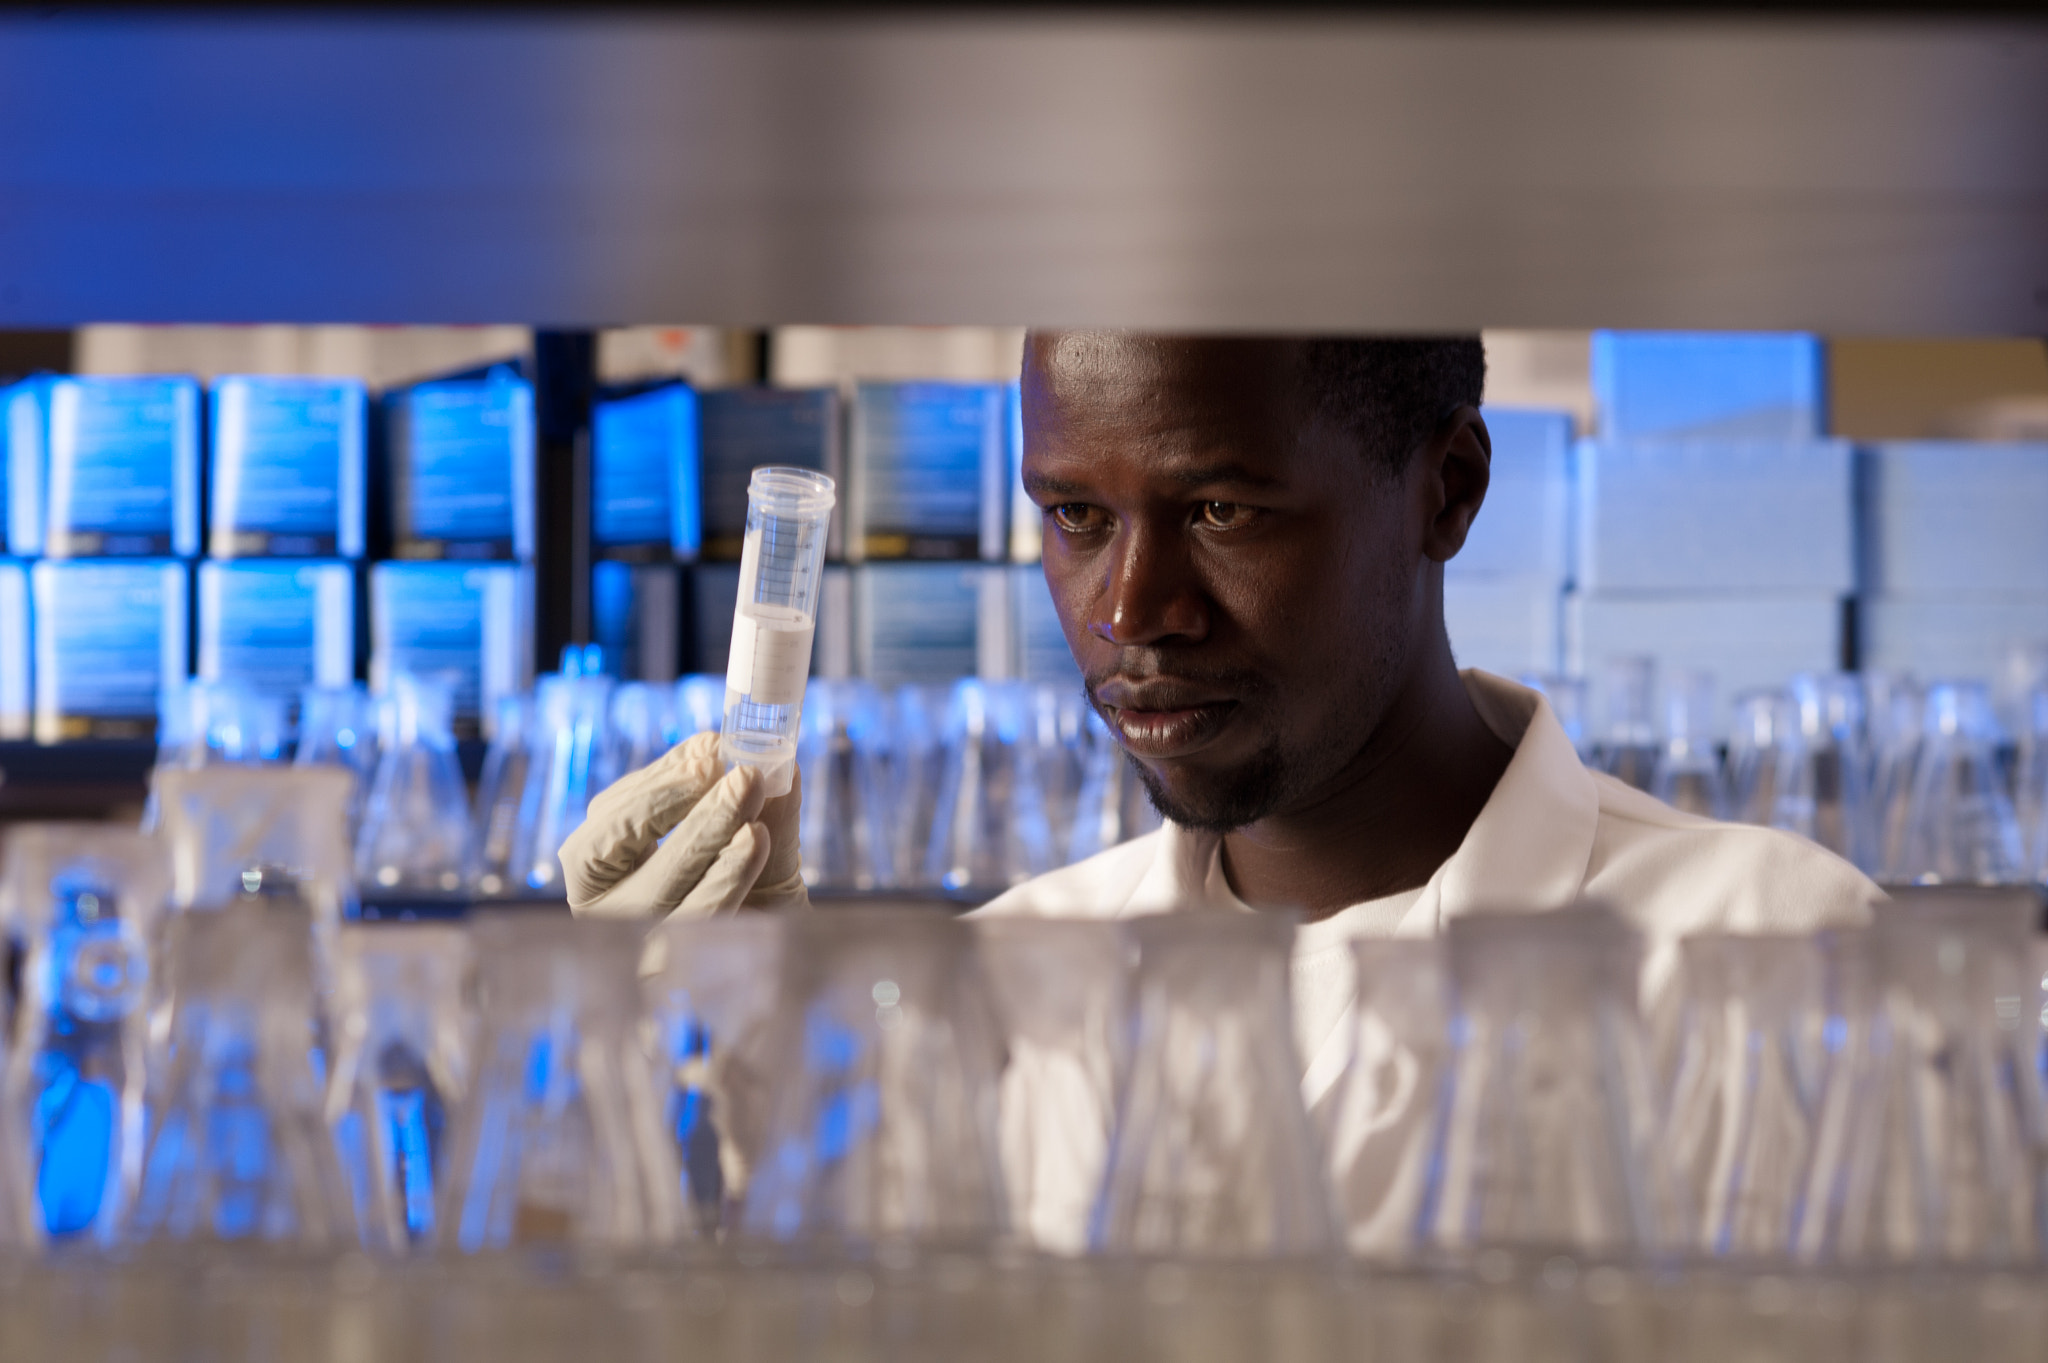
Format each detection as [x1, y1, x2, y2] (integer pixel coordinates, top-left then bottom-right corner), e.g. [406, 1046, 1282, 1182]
[583, 763, 766, 915]
[560, 732, 725, 906]
[671, 821, 772, 919]
[744, 764, 804, 909]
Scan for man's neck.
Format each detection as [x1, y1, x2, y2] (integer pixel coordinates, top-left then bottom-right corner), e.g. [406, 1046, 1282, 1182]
[1218, 650, 1515, 921]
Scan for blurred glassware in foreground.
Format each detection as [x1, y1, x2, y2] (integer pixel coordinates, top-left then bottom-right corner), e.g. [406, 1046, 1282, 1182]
[509, 671, 615, 896]
[355, 673, 471, 896]
[1321, 938, 1450, 1259]
[924, 680, 1056, 895]
[1726, 688, 1789, 826]
[1887, 682, 2025, 885]
[1093, 913, 1336, 1257]
[328, 923, 475, 1253]
[154, 678, 288, 772]
[127, 908, 355, 1245]
[1800, 890, 2045, 1265]
[440, 916, 682, 1251]
[1772, 673, 1872, 869]
[1652, 668, 1728, 819]
[0, 825, 167, 1246]
[1596, 656, 1660, 792]
[1430, 906, 1655, 1253]
[741, 908, 1007, 1246]
[151, 765, 356, 922]
[798, 679, 895, 892]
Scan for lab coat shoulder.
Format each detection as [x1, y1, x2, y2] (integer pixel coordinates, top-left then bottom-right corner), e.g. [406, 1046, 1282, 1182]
[1581, 768, 1883, 941]
[971, 830, 1166, 920]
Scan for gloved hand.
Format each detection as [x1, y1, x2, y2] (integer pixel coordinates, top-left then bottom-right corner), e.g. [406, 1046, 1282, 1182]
[559, 731, 807, 919]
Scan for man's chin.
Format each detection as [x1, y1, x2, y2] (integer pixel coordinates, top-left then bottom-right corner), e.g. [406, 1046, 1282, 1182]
[1129, 745, 1288, 835]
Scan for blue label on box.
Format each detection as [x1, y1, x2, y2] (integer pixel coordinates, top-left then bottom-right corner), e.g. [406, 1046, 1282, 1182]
[854, 383, 1003, 557]
[45, 377, 200, 557]
[593, 384, 699, 555]
[854, 563, 980, 683]
[1591, 332, 1824, 442]
[199, 561, 354, 696]
[32, 561, 187, 736]
[371, 563, 526, 725]
[698, 389, 834, 554]
[210, 377, 366, 557]
[3, 381, 45, 556]
[394, 369, 533, 556]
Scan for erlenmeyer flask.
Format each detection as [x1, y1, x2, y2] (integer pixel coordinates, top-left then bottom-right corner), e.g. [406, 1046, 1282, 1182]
[467, 693, 535, 898]
[1651, 668, 1728, 819]
[1068, 708, 1163, 863]
[1321, 938, 1449, 1259]
[923, 680, 1056, 896]
[1026, 684, 1091, 866]
[355, 673, 471, 896]
[1772, 673, 1873, 868]
[1429, 906, 1656, 1253]
[145, 680, 289, 830]
[327, 923, 475, 1252]
[295, 684, 380, 837]
[797, 679, 895, 892]
[509, 673, 616, 896]
[2017, 687, 2048, 880]
[740, 908, 1007, 1246]
[1596, 656, 1660, 791]
[1519, 673, 1593, 762]
[0, 825, 167, 1246]
[1800, 889, 2046, 1264]
[1092, 913, 1337, 1257]
[439, 916, 683, 1251]
[886, 684, 951, 888]
[1657, 933, 1830, 1257]
[1865, 671, 1924, 874]
[152, 765, 356, 924]
[674, 673, 724, 738]
[640, 913, 787, 1235]
[604, 681, 682, 788]
[126, 908, 356, 1245]
[1887, 681, 2026, 885]
[977, 917, 1131, 1254]
[1726, 689, 1788, 825]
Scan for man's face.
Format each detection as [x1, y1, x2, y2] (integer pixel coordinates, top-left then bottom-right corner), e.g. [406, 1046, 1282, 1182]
[1022, 334, 1439, 831]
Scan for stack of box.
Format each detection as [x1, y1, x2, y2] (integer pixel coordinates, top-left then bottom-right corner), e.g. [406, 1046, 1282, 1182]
[1859, 440, 2048, 686]
[1444, 406, 1574, 679]
[589, 382, 700, 683]
[1566, 332, 1848, 733]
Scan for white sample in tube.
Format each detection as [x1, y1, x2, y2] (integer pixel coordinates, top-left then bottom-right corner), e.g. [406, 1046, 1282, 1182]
[721, 466, 836, 796]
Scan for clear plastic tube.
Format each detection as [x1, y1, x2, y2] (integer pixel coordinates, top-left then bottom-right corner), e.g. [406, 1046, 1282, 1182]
[720, 467, 836, 797]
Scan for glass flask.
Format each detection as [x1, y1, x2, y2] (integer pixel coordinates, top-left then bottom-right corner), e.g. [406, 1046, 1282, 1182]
[1799, 890, 2046, 1264]
[126, 907, 356, 1245]
[354, 673, 472, 896]
[0, 825, 167, 1246]
[1772, 673, 1873, 869]
[1026, 683, 1093, 866]
[1595, 656, 1659, 791]
[1518, 673, 1594, 761]
[1429, 906, 1656, 1253]
[740, 908, 1008, 1246]
[294, 683, 380, 837]
[1726, 689, 1789, 826]
[439, 916, 683, 1251]
[977, 917, 1131, 1254]
[674, 673, 725, 738]
[639, 913, 787, 1235]
[1864, 671, 1925, 874]
[155, 678, 288, 771]
[327, 923, 475, 1252]
[1320, 938, 1450, 1259]
[1067, 708, 1164, 863]
[1092, 913, 1337, 1257]
[509, 672, 616, 897]
[2017, 686, 2048, 880]
[923, 680, 1057, 896]
[796, 679, 895, 892]
[885, 684, 952, 888]
[1886, 681, 2026, 885]
[152, 765, 356, 924]
[1657, 933, 1831, 1257]
[719, 467, 836, 798]
[1651, 668, 1728, 819]
[467, 693, 535, 898]
[604, 680, 682, 788]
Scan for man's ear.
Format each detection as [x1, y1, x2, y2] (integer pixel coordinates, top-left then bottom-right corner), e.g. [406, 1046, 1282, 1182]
[1418, 405, 1491, 565]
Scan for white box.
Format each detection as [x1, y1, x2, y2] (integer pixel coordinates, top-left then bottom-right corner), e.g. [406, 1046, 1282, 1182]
[31, 560, 190, 742]
[208, 375, 368, 559]
[1566, 591, 1845, 736]
[847, 382, 1009, 563]
[1446, 578, 1562, 679]
[44, 376, 203, 559]
[1862, 441, 2048, 595]
[1575, 439, 1854, 594]
[197, 561, 355, 698]
[369, 563, 533, 737]
[1861, 595, 2048, 688]
[1450, 407, 1572, 584]
[0, 559, 28, 738]
[852, 563, 983, 685]
[1012, 564, 1080, 685]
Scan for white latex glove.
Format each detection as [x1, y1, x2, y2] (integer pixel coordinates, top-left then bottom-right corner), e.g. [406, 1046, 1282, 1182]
[559, 732, 807, 919]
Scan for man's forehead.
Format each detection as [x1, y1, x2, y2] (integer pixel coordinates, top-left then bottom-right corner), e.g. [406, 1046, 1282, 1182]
[1024, 331, 1309, 453]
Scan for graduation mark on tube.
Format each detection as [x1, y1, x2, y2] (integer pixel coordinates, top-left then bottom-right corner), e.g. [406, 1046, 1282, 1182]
[721, 467, 836, 796]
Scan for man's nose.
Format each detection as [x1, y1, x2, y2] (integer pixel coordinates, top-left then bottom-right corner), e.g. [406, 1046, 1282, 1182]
[1091, 522, 1210, 647]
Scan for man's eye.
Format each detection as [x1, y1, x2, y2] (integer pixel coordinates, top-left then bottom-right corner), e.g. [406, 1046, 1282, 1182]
[1198, 501, 1256, 529]
[1049, 503, 1102, 533]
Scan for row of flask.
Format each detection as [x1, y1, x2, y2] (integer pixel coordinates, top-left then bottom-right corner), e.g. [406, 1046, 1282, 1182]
[1535, 662, 2048, 886]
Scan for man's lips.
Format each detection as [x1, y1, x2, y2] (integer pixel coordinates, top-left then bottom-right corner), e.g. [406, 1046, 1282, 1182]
[1093, 680, 1240, 760]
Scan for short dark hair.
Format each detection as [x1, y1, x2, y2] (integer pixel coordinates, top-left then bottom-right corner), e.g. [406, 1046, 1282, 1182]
[1300, 337, 1487, 474]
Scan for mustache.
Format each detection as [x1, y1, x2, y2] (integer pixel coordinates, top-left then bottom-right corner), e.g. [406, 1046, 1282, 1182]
[1083, 650, 1272, 706]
